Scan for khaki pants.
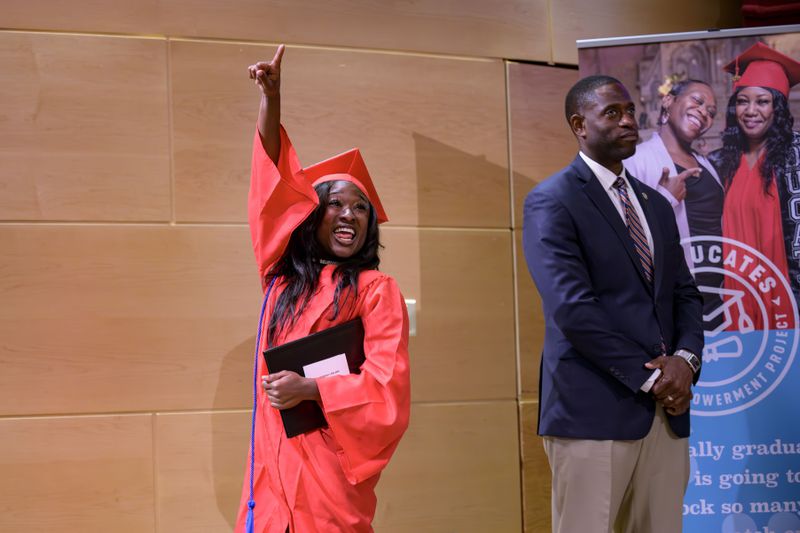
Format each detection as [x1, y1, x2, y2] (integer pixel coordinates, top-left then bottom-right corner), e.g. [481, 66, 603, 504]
[543, 405, 689, 533]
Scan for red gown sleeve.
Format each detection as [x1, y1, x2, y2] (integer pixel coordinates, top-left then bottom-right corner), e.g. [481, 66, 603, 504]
[315, 275, 412, 484]
[248, 126, 319, 286]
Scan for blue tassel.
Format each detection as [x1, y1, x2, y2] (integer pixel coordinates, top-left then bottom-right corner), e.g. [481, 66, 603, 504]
[245, 499, 256, 533]
[245, 278, 275, 533]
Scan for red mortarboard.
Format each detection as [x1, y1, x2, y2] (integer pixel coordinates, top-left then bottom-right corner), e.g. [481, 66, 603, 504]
[302, 148, 389, 224]
[724, 41, 800, 97]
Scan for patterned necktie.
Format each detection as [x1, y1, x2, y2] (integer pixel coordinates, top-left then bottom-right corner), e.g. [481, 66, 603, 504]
[614, 176, 653, 284]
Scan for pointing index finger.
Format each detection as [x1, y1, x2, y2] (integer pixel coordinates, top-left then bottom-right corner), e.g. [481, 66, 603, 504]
[678, 167, 701, 181]
[272, 44, 285, 68]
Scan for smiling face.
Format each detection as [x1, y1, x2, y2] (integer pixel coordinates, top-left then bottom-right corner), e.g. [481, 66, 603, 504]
[735, 86, 775, 144]
[315, 180, 371, 260]
[665, 82, 717, 143]
[571, 82, 639, 173]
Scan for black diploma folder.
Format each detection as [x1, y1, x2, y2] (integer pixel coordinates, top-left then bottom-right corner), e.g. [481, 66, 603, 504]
[263, 318, 365, 438]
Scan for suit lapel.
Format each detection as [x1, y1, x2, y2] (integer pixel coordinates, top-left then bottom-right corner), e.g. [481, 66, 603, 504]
[572, 157, 653, 293]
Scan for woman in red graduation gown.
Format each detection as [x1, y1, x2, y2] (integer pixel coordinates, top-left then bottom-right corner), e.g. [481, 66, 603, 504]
[717, 42, 800, 330]
[236, 45, 411, 533]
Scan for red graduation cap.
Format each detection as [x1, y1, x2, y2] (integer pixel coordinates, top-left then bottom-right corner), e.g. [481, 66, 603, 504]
[724, 41, 800, 97]
[302, 148, 389, 224]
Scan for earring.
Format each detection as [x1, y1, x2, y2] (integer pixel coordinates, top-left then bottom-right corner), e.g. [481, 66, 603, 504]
[660, 111, 669, 125]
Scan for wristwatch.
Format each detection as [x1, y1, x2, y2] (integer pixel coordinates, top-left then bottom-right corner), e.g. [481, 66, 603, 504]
[674, 349, 701, 374]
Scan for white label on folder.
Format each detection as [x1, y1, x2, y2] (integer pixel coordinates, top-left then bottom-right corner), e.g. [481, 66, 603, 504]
[303, 353, 350, 379]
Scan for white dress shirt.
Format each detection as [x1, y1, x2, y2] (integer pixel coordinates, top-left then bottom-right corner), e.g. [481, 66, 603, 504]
[579, 151, 654, 257]
[578, 151, 661, 392]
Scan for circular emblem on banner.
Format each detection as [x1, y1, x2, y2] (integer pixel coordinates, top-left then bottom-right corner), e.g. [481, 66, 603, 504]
[683, 236, 798, 416]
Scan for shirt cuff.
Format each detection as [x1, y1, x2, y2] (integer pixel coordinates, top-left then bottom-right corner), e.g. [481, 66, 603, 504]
[640, 368, 662, 393]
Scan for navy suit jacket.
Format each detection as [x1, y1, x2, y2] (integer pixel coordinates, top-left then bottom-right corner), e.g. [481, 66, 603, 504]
[522, 155, 704, 440]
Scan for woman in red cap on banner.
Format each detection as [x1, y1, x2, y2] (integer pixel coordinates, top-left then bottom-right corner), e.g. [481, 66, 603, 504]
[716, 41, 800, 331]
[236, 44, 411, 532]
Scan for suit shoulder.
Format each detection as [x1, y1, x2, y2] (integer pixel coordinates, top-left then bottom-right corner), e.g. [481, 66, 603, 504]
[524, 165, 577, 204]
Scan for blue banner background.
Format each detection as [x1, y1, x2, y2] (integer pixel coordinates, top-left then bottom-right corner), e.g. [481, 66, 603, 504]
[685, 333, 800, 532]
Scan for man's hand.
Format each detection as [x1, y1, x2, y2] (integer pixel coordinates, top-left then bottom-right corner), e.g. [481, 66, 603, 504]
[248, 44, 285, 98]
[261, 370, 319, 410]
[646, 355, 694, 416]
[658, 166, 701, 202]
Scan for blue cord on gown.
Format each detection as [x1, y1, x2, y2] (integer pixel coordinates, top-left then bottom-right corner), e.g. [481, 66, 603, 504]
[246, 277, 276, 533]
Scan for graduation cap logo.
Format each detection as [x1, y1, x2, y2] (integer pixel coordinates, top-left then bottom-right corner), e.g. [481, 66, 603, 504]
[699, 285, 755, 364]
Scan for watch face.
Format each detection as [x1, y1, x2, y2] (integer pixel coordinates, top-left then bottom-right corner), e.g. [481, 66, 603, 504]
[677, 351, 699, 372]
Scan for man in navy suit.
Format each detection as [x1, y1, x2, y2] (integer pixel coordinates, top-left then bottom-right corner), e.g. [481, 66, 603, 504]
[523, 75, 704, 532]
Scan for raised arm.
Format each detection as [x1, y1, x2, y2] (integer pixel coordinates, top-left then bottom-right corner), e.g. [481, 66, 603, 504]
[247, 44, 285, 164]
[246, 44, 318, 282]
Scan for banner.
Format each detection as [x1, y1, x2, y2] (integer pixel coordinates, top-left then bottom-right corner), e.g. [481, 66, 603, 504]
[579, 26, 800, 533]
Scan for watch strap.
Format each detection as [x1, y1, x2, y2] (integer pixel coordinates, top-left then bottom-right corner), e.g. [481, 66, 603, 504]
[674, 348, 701, 374]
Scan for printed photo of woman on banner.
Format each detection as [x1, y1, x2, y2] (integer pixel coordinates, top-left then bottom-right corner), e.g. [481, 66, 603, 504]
[580, 29, 800, 533]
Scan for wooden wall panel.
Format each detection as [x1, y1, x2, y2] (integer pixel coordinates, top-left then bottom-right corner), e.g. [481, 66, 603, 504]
[0, 225, 259, 415]
[520, 401, 551, 533]
[155, 411, 249, 532]
[515, 229, 544, 398]
[508, 61, 578, 229]
[0, 4, 748, 531]
[382, 228, 517, 402]
[0, 225, 512, 414]
[154, 402, 521, 533]
[170, 40, 510, 228]
[0, 0, 550, 61]
[375, 401, 522, 532]
[0, 2, 161, 35]
[0, 32, 170, 221]
[508, 63, 576, 398]
[550, 0, 743, 65]
[162, 0, 549, 61]
[0, 415, 155, 533]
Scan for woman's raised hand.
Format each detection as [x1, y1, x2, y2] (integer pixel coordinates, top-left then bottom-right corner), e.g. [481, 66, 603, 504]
[248, 44, 285, 98]
[250, 45, 285, 163]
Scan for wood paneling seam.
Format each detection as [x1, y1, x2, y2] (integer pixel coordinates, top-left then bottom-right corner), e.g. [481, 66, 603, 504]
[0, 221, 178, 226]
[167, 36, 503, 63]
[505, 60, 517, 231]
[0, 28, 166, 40]
[0, 222, 514, 231]
[504, 60, 525, 397]
[515, 402, 526, 532]
[151, 413, 160, 532]
[0, 29, 507, 61]
[546, 0, 555, 65]
[167, 38, 176, 225]
[0, 399, 518, 420]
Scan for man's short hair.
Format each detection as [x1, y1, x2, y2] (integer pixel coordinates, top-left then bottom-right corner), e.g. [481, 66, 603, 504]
[564, 75, 624, 123]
